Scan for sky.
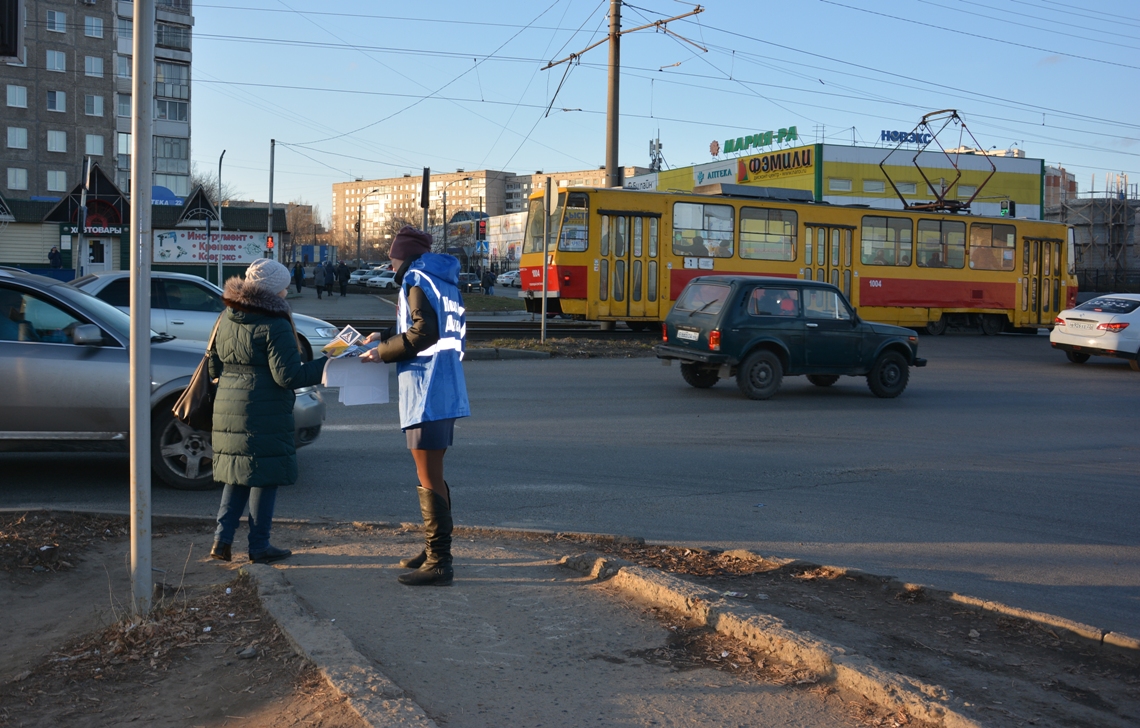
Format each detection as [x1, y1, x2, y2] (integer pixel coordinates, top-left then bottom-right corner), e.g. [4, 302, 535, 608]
[189, 0, 1140, 222]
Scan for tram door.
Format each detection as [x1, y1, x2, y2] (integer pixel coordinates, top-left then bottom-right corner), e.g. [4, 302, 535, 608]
[597, 213, 660, 323]
[1022, 238, 1061, 326]
[804, 225, 855, 304]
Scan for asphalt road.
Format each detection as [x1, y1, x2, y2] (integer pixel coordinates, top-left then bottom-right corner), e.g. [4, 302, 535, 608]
[3, 333, 1137, 636]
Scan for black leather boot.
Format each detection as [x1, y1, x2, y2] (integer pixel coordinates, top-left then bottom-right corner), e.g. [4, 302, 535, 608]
[210, 541, 232, 562]
[398, 486, 453, 586]
[398, 482, 449, 569]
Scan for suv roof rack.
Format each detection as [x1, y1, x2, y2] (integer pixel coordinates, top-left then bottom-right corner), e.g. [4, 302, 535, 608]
[691, 183, 815, 203]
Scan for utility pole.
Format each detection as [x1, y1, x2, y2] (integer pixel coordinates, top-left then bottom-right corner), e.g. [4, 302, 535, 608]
[420, 167, 430, 232]
[267, 139, 275, 260]
[544, 4, 703, 189]
[540, 177, 551, 342]
[128, 0, 155, 618]
[217, 149, 225, 284]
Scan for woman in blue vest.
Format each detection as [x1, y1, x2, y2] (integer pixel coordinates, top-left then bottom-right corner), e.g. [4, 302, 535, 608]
[361, 227, 470, 586]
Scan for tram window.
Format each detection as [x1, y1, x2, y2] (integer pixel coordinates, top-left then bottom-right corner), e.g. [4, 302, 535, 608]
[1053, 242, 1061, 276]
[556, 192, 589, 252]
[816, 229, 826, 266]
[647, 261, 657, 301]
[674, 282, 729, 315]
[632, 260, 642, 302]
[860, 216, 912, 266]
[831, 229, 840, 267]
[917, 219, 965, 268]
[843, 269, 851, 298]
[968, 224, 1015, 271]
[633, 219, 643, 257]
[804, 227, 812, 263]
[843, 229, 852, 267]
[1022, 243, 1030, 276]
[816, 268, 825, 282]
[523, 198, 547, 254]
[615, 217, 628, 257]
[1053, 279, 1060, 312]
[747, 287, 799, 317]
[831, 269, 839, 288]
[672, 202, 734, 258]
[600, 216, 610, 256]
[614, 260, 626, 301]
[804, 290, 851, 320]
[1042, 240, 1050, 275]
[740, 207, 797, 261]
[649, 218, 658, 257]
[599, 259, 609, 301]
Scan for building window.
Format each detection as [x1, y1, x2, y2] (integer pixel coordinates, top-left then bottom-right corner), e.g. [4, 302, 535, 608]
[46, 10, 66, 33]
[155, 99, 187, 121]
[155, 23, 191, 50]
[7, 168, 28, 190]
[958, 185, 977, 199]
[46, 50, 66, 72]
[828, 178, 852, 192]
[85, 94, 104, 117]
[155, 61, 189, 100]
[118, 132, 132, 156]
[155, 174, 189, 196]
[85, 56, 103, 77]
[47, 170, 67, 192]
[6, 85, 27, 108]
[863, 179, 885, 193]
[47, 130, 67, 152]
[117, 18, 133, 39]
[85, 16, 104, 38]
[6, 127, 27, 149]
[154, 136, 189, 174]
[897, 182, 918, 195]
[86, 134, 104, 156]
[47, 91, 66, 112]
[117, 94, 131, 117]
[116, 55, 131, 78]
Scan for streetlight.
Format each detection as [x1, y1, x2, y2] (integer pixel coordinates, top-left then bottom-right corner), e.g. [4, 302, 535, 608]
[440, 176, 472, 255]
[356, 187, 380, 267]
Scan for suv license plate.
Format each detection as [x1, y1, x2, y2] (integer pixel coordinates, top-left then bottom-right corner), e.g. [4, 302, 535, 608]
[677, 329, 699, 341]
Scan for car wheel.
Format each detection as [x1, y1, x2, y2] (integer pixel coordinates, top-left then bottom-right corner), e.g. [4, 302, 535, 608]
[925, 317, 947, 335]
[680, 363, 719, 389]
[297, 335, 313, 362]
[1065, 350, 1090, 364]
[1130, 357, 1140, 372]
[737, 350, 782, 400]
[807, 374, 840, 387]
[866, 351, 909, 398]
[151, 404, 217, 490]
[980, 314, 1006, 336]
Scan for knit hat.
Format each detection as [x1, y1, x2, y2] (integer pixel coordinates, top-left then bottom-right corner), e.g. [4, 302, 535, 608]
[244, 258, 292, 295]
[389, 226, 433, 261]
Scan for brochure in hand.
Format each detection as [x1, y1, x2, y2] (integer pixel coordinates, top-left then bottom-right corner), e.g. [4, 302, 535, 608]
[321, 325, 378, 359]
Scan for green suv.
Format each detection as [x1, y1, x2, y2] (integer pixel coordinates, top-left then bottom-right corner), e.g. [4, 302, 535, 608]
[655, 276, 926, 399]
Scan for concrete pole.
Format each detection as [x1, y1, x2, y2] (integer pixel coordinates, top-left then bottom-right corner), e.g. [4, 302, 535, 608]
[267, 139, 275, 260]
[540, 177, 551, 342]
[356, 200, 362, 266]
[129, 0, 155, 617]
[443, 190, 448, 250]
[605, 0, 621, 188]
[420, 168, 430, 232]
[217, 149, 225, 284]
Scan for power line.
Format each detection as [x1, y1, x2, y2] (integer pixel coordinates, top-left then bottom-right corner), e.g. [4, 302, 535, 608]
[913, 0, 1140, 49]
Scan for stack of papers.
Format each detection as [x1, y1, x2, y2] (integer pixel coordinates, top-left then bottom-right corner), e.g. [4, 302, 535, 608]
[320, 326, 389, 405]
[321, 325, 377, 359]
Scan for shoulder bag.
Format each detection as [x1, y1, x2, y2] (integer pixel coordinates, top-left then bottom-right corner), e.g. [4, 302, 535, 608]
[171, 314, 224, 431]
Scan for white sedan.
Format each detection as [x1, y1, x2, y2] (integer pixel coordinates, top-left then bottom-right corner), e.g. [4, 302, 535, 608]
[496, 270, 521, 287]
[366, 271, 398, 290]
[1050, 294, 1140, 371]
[350, 266, 386, 285]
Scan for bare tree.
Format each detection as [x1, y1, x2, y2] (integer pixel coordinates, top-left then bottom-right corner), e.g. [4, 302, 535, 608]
[284, 199, 318, 263]
[190, 162, 241, 205]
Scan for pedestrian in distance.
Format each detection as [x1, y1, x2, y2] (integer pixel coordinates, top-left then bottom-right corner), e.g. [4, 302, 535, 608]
[325, 262, 336, 298]
[293, 261, 304, 294]
[208, 258, 327, 565]
[481, 270, 495, 296]
[313, 262, 327, 299]
[360, 226, 470, 586]
[48, 246, 62, 269]
[337, 261, 350, 297]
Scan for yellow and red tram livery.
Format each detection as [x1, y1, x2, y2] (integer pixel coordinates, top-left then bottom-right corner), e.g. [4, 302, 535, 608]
[518, 186, 1075, 334]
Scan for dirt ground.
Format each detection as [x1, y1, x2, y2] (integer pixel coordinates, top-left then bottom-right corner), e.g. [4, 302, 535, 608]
[3, 513, 1138, 728]
[484, 336, 657, 358]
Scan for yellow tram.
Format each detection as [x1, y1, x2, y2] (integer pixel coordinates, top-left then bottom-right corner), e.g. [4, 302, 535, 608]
[517, 185, 1076, 334]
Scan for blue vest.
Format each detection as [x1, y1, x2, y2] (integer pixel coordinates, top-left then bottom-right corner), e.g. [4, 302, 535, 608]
[396, 256, 471, 428]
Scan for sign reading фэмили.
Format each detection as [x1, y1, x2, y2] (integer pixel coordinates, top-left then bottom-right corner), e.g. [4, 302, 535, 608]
[721, 127, 798, 155]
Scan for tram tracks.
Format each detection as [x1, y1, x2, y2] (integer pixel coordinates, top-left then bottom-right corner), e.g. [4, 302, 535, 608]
[322, 318, 657, 341]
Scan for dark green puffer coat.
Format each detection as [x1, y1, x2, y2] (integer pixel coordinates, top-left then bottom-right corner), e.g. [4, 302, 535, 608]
[207, 278, 326, 488]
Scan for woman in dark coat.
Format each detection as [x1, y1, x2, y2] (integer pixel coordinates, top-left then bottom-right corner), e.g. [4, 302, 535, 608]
[208, 258, 327, 564]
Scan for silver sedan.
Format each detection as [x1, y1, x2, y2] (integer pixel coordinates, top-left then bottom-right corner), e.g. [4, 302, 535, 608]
[0, 269, 325, 490]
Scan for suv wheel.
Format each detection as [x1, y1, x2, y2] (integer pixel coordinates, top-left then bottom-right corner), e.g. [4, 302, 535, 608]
[807, 374, 840, 387]
[152, 405, 217, 490]
[680, 363, 719, 389]
[737, 350, 782, 400]
[866, 351, 909, 398]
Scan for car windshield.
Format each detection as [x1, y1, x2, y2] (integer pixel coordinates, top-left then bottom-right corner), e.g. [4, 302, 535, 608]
[673, 283, 730, 315]
[52, 284, 158, 339]
[1074, 297, 1140, 314]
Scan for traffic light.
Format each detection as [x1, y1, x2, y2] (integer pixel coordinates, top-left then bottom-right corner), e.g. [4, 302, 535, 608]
[266, 235, 275, 249]
[1000, 200, 1016, 217]
[476, 219, 487, 241]
[354, 221, 360, 232]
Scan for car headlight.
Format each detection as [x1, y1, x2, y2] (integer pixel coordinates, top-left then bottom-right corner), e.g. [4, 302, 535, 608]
[314, 326, 341, 338]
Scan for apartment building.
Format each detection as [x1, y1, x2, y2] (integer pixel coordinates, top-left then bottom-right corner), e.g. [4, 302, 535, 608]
[1, 0, 193, 200]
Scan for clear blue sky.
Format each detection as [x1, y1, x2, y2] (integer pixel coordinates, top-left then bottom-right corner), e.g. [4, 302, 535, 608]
[190, 0, 1140, 221]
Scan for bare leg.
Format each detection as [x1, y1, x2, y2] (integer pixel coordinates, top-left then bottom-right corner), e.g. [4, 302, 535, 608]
[410, 448, 448, 505]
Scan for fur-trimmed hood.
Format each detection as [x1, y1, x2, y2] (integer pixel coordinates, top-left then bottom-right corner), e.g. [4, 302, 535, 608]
[223, 277, 292, 319]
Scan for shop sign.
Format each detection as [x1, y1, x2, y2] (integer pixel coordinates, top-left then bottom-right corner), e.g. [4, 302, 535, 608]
[154, 230, 271, 264]
[881, 130, 933, 144]
[721, 126, 798, 155]
[737, 146, 813, 182]
[694, 162, 736, 186]
[59, 223, 126, 236]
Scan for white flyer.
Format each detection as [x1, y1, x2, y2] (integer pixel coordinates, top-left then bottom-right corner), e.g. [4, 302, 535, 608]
[322, 357, 390, 405]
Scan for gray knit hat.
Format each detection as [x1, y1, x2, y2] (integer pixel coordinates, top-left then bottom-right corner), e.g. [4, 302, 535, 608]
[244, 258, 292, 294]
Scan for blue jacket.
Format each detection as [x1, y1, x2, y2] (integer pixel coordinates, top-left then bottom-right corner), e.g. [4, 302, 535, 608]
[396, 253, 471, 428]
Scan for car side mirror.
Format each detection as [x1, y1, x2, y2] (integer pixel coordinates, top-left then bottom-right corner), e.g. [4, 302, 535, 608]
[72, 323, 104, 346]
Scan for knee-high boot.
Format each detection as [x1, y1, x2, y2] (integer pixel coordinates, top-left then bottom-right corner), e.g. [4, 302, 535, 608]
[398, 486, 453, 586]
[399, 482, 449, 568]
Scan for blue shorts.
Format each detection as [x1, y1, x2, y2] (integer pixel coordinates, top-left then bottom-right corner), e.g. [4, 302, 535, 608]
[404, 418, 456, 450]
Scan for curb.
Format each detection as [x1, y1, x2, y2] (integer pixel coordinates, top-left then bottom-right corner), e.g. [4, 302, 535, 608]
[561, 553, 983, 728]
[463, 347, 550, 360]
[241, 563, 437, 728]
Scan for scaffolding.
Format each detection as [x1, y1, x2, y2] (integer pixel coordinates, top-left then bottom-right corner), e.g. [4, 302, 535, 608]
[1048, 175, 1139, 292]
